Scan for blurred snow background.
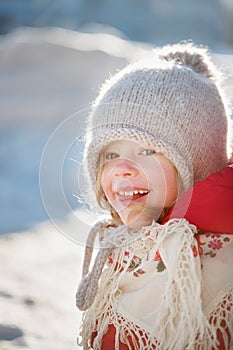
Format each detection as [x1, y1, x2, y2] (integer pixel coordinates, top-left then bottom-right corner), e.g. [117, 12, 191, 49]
[1, 0, 233, 49]
[0, 0, 233, 349]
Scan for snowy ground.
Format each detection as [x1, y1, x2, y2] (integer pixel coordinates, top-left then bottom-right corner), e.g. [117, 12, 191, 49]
[0, 222, 83, 350]
[0, 27, 232, 349]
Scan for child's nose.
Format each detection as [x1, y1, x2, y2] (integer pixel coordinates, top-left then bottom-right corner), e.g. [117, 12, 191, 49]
[113, 159, 138, 177]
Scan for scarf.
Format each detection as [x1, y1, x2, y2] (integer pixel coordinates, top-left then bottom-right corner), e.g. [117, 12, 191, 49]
[76, 219, 233, 349]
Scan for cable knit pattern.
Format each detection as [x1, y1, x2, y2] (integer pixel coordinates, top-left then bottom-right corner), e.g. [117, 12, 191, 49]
[76, 219, 120, 311]
[83, 42, 230, 208]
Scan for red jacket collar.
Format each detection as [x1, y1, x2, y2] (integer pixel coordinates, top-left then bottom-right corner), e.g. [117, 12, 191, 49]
[163, 165, 233, 234]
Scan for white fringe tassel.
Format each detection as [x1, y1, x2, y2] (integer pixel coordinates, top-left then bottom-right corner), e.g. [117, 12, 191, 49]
[78, 219, 232, 350]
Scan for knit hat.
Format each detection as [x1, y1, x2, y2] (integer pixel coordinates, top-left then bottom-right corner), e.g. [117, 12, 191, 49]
[83, 42, 230, 207]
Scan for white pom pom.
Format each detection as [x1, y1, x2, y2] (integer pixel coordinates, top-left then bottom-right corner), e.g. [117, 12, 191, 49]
[160, 42, 214, 78]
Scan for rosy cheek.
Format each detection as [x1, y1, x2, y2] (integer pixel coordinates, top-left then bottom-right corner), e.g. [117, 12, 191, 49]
[100, 167, 113, 200]
[100, 172, 107, 194]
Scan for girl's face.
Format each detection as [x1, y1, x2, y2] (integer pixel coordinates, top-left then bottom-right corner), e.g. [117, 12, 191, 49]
[100, 140, 178, 230]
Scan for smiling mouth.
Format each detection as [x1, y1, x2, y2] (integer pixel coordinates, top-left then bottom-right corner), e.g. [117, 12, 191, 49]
[115, 189, 149, 201]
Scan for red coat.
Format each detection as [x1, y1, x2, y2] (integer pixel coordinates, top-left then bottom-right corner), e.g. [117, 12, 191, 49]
[164, 165, 233, 234]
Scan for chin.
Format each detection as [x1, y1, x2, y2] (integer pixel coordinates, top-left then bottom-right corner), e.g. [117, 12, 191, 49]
[124, 215, 154, 231]
[122, 207, 163, 230]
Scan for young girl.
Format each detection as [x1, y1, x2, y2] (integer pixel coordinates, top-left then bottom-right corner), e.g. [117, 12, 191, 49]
[76, 42, 233, 349]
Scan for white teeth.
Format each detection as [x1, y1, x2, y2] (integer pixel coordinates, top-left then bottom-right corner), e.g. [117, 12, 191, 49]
[139, 190, 149, 194]
[117, 190, 148, 196]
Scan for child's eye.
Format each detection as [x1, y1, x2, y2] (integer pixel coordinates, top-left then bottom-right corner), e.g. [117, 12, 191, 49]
[105, 152, 119, 160]
[140, 149, 156, 156]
